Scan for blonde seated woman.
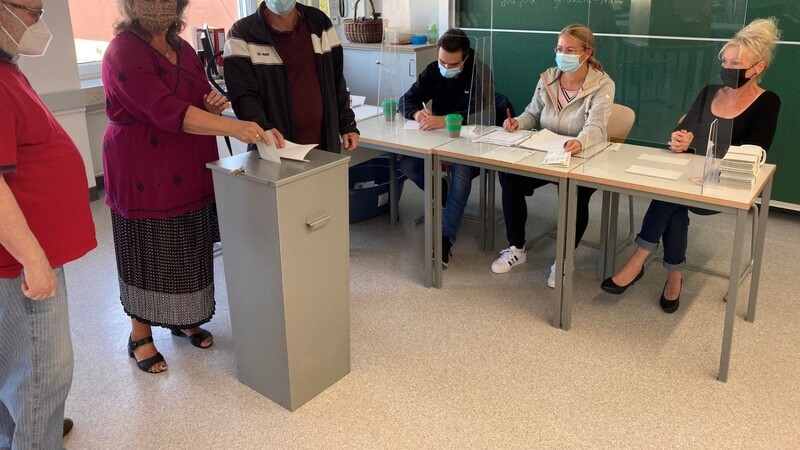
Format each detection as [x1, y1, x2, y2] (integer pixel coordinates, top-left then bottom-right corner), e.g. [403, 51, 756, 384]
[600, 18, 782, 314]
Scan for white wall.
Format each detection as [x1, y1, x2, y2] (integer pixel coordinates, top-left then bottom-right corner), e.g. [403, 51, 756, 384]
[18, 0, 96, 190]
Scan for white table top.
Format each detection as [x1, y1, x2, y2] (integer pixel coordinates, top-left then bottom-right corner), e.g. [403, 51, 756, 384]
[570, 143, 775, 210]
[357, 116, 458, 155]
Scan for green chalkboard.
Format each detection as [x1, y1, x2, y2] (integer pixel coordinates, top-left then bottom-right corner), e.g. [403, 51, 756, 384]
[458, 0, 800, 206]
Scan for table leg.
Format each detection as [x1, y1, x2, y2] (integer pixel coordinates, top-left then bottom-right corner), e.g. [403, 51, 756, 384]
[389, 154, 399, 225]
[560, 178, 576, 330]
[479, 168, 488, 251]
[487, 169, 496, 252]
[598, 190, 612, 280]
[747, 179, 772, 322]
[605, 192, 621, 279]
[718, 209, 747, 382]
[431, 154, 442, 288]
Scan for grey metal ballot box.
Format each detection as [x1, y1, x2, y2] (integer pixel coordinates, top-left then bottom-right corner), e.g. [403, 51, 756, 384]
[207, 150, 350, 411]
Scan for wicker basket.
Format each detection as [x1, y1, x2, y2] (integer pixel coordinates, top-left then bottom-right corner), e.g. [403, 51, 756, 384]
[343, 0, 383, 44]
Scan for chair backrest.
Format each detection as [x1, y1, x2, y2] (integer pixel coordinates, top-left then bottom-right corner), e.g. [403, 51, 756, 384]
[607, 104, 635, 143]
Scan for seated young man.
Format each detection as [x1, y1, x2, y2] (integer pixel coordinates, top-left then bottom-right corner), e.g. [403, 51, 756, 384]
[398, 28, 494, 267]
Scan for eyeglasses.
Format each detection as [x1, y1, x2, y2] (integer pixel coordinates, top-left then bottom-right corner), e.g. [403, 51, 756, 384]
[1, 1, 44, 22]
[554, 47, 585, 56]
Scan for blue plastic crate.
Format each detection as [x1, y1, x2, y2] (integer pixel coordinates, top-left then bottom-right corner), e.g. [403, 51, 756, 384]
[349, 156, 407, 223]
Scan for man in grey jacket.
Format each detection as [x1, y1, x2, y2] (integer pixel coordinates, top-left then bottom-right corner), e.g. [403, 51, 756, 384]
[224, 0, 359, 152]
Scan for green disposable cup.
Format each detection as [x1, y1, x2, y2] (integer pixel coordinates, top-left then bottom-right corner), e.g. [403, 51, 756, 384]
[445, 113, 463, 137]
[381, 100, 398, 121]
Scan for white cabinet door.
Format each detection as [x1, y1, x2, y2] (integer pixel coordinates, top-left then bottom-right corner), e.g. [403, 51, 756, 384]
[344, 45, 437, 107]
[343, 48, 381, 105]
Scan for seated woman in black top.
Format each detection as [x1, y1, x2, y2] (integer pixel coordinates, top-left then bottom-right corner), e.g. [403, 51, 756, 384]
[600, 17, 782, 313]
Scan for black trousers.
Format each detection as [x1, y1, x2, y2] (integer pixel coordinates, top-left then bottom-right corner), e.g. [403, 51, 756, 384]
[501, 173, 596, 249]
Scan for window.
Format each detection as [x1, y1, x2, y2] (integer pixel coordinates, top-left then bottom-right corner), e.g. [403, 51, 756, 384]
[69, 0, 250, 79]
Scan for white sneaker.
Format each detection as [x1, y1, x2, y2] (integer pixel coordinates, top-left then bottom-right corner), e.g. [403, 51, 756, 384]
[547, 262, 557, 288]
[491, 246, 526, 273]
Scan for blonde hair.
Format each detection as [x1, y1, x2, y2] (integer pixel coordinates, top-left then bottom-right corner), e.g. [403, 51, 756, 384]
[719, 17, 781, 82]
[560, 23, 603, 72]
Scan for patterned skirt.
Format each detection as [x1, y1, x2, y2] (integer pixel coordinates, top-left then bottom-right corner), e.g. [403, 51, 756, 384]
[110, 204, 218, 328]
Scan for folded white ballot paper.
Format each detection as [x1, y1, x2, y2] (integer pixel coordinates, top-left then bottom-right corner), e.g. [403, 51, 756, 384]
[256, 139, 316, 163]
[541, 148, 571, 166]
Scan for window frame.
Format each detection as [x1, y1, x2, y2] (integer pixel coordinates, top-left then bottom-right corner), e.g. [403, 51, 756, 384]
[76, 0, 256, 81]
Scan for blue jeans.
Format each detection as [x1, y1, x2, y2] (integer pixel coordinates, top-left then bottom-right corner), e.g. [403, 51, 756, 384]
[398, 156, 480, 242]
[0, 267, 72, 450]
[636, 200, 717, 271]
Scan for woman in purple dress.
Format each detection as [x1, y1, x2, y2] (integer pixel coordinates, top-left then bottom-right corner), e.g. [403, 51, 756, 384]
[103, 0, 277, 373]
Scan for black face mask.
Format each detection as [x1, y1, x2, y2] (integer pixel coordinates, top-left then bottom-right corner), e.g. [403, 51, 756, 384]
[720, 66, 755, 89]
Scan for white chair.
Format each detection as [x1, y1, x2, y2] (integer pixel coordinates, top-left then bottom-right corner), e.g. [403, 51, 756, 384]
[530, 104, 637, 258]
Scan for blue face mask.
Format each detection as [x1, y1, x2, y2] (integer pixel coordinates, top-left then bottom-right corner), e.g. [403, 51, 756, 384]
[438, 62, 463, 79]
[266, 0, 297, 15]
[555, 53, 583, 73]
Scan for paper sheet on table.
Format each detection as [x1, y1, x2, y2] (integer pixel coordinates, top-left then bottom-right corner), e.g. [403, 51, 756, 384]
[353, 105, 383, 122]
[403, 120, 420, 130]
[518, 128, 572, 152]
[637, 153, 691, 166]
[350, 95, 366, 107]
[474, 129, 530, 146]
[481, 146, 536, 164]
[541, 148, 571, 166]
[462, 125, 499, 140]
[625, 164, 682, 180]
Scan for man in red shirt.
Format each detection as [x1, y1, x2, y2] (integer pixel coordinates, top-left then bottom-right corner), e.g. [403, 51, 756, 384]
[0, 1, 97, 447]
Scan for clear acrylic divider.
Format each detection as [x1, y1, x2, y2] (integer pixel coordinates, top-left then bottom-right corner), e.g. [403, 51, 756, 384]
[376, 40, 404, 138]
[456, 35, 499, 159]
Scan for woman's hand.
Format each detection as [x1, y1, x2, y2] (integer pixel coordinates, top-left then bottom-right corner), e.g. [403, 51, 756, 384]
[563, 139, 583, 154]
[230, 121, 285, 148]
[203, 92, 229, 115]
[669, 129, 693, 153]
[342, 132, 359, 151]
[503, 118, 518, 132]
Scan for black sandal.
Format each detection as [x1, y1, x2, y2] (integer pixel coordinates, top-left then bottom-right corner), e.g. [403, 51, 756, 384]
[171, 328, 213, 349]
[127, 335, 166, 373]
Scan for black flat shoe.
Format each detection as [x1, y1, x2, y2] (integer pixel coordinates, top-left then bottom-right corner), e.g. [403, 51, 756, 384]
[63, 418, 73, 438]
[660, 280, 681, 314]
[128, 335, 167, 373]
[171, 327, 213, 349]
[600, 266, 645, 295]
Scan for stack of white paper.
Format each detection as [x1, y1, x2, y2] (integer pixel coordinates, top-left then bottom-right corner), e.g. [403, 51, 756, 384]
[473, 128, 530, 146]
[719, 144, 764, 188]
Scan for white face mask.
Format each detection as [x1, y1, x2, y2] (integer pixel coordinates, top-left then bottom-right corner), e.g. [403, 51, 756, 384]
[1, 4, 51, 57]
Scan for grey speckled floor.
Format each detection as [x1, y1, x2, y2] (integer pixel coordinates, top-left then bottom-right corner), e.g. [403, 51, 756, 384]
[62, 180, 800, 449]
